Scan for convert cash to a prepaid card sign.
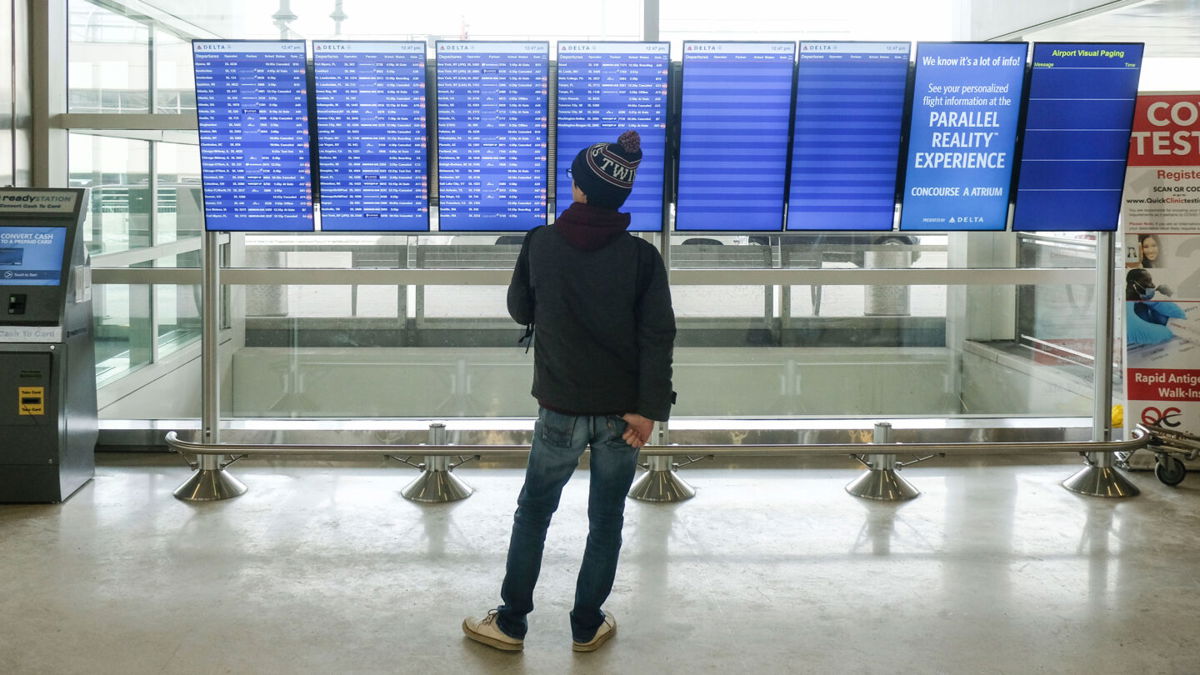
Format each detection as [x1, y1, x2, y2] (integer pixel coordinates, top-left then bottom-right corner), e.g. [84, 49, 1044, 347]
[900, 42, 1027, 231]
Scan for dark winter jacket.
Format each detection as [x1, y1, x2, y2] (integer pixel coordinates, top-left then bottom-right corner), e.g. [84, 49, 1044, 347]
[507, 202, 676, 421]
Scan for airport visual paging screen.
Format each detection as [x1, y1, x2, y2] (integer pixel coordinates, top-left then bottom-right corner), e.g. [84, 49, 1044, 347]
[0, 227, 68, 286]
[192, 40, 315, 232]
[788, 41, 910, 231]
[435, 42, 549, 232]
[1011, 43, 1143, 232]
[556, 42, 669, 231]
[312, 41, 429, 231]
[676, 42, 797, 231]
[899, 42, 1028, 231]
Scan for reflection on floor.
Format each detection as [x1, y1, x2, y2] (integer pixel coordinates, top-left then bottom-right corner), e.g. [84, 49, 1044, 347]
[1, 454, 1197, 674]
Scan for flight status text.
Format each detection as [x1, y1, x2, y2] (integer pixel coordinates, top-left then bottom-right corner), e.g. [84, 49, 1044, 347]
[436, 42, 548, 231]
[193, 41, 314, 232]
[556, 42, 669, 231]
[312, 41, 429, 231]
[677, 42, 796, 231]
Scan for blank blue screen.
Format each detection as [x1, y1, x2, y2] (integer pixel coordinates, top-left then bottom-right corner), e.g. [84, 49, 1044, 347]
[1012, 43, 1143, 232]
[788, 42, 909, 231]
[899, 42, 1027, 231]
[556, 42, 668, 232]
[436, 42, 548, 232]
[312, 42, 429, 231]
[677, 42, 796, 232]
[193, 41, 315, 232]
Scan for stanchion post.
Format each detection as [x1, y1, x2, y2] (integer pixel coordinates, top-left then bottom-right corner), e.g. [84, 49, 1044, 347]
[845, 422, 920, 501]
[401, 422, 474, 503]
[1063, 231, 1140, 498]
[174, 231, 247, 502]
[629, 424, 697, 503]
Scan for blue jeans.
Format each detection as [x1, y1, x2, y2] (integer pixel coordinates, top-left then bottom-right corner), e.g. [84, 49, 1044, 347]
[496, 408, 641, 643]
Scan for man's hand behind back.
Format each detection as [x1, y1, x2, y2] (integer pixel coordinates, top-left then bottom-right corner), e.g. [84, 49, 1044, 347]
[621, 413, 655, 449]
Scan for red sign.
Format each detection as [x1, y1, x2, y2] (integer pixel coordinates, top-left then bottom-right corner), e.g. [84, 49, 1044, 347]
[1129, 95, 1200, 167]
[1127, 368, 1200, 401]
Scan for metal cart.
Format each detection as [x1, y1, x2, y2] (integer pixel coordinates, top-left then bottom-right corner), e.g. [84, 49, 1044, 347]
[1132, 424, 1198, 487]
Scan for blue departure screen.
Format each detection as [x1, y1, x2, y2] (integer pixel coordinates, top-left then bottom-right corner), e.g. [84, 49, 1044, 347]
[0, 227, 67, 286]
[556, 42, 669, 232]
[899, 42, 1027, 231]
[1012, 43, 1143, 232]
[677, 42, 796, 231]
[788, 42, 910, 231]
[312, 41, 429, 231]
[435, 42, 548, 232]
[192, 41, 314, 232]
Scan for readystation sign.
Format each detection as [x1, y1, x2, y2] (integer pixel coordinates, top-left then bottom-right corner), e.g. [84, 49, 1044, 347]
[0, 190, 79, 214]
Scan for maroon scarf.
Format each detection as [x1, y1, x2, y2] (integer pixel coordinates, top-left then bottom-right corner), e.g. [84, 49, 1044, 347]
[553, 202, 632, 251]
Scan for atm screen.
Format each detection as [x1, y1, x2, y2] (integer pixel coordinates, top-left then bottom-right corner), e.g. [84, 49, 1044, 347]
[0, 227, 68, 286]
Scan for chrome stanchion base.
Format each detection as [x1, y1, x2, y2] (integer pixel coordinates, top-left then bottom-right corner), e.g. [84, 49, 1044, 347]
[1062, 466, 1140, 498]
[845, 469, 920, 502]
[401, 468, 474, 503]
[628, 462, 696, 503]
[173, 469, 248, 502]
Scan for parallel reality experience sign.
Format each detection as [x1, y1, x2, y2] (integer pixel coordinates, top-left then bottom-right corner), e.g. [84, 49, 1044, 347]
[900, 42, 1027, 231]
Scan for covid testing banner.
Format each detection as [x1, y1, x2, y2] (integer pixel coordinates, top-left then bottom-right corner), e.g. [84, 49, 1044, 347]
[899, 42, 1027, 231]
[1122, 94, 1200, 461]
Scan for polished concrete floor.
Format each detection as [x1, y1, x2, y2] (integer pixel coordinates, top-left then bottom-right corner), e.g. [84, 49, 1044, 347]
[1, 454, 1198, 675]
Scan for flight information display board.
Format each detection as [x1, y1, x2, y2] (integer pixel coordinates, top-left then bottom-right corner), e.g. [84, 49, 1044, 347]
[193, 40, 314, 232]
[677, 42, 796, 231]
[556, 42, 669, 231]
[899, 42, 1027, 231]
[312, 41, 429, 231]
[788, 41, 910, 231]
[435, 42, 549, 232]
[0, 227, 68, 286]
[1012, 43, 1143, 232]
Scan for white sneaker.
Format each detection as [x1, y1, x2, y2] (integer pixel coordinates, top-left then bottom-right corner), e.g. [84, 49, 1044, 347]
[462, 610, 524, 652]
[572, 612, 616, 652]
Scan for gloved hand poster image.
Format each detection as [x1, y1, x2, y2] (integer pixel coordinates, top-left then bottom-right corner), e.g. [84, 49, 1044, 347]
[899, 42, 1027, 231]
[1124, 235, 1200, 443]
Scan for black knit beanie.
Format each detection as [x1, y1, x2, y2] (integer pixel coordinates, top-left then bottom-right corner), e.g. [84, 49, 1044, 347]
[569, 130, 643, 209]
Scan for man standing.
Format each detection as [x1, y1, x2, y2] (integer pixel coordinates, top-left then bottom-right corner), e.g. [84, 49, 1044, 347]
[463, 130, 676, 653]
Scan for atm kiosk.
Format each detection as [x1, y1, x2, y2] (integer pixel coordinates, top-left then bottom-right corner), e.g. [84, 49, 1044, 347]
[0, 188, 96, 503]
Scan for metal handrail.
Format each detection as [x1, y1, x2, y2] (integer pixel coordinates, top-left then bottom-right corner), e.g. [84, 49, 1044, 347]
[93, 266, 1095, 287]
[164, 427, 1149, 459]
